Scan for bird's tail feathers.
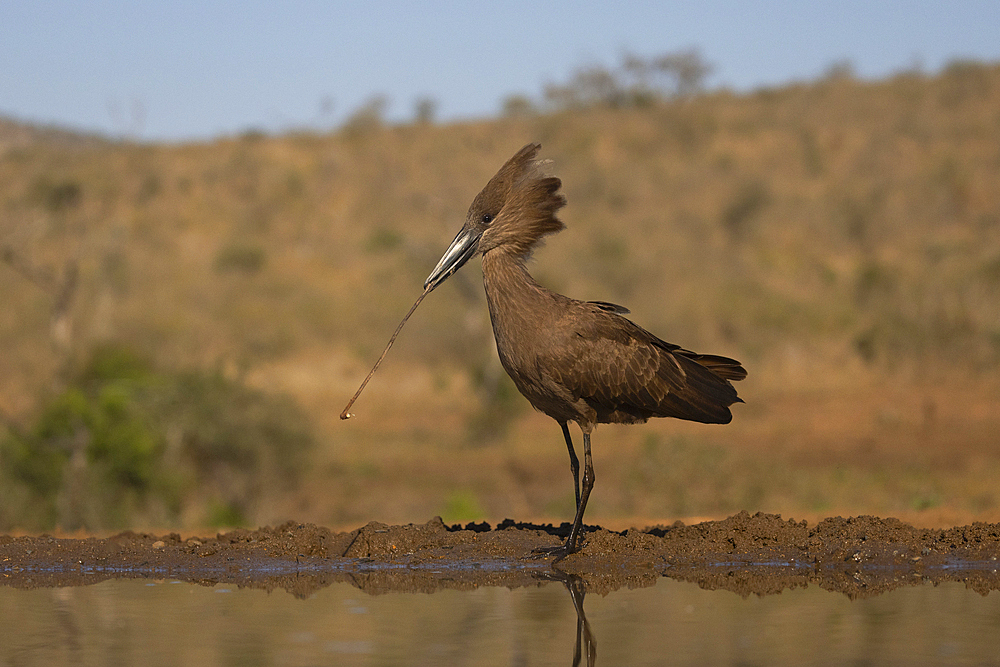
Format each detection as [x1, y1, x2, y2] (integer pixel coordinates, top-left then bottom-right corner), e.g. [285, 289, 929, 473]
[687, 354, 747, 382]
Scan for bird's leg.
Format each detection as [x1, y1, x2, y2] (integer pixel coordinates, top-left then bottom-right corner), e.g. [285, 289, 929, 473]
[531, 428, 595, 560]
[563, 431, 594, 554]
[561, 421, 581, 510]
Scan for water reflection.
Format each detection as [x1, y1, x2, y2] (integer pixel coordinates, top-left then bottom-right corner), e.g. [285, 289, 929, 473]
[542, 570, 596, 666]
[4, 569, 1000, 665]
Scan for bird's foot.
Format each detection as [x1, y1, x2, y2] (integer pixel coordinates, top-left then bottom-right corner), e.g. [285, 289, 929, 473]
[528, 540, 582, 562]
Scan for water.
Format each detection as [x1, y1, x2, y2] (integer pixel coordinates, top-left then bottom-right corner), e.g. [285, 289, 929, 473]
[2, 574, 998, 665]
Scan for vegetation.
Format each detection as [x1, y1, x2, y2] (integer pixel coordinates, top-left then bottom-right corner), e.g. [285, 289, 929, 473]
[2, 59, 1000, 531]
[0, 345, 313, 531]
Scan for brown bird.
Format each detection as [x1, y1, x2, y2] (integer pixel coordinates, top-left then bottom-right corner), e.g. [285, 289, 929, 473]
[424, 143, 746, 556]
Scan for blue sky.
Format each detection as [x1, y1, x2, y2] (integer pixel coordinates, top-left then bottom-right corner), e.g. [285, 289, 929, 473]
[2, 1, 998, 142]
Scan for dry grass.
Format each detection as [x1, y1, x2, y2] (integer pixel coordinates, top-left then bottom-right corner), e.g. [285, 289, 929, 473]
[2, 63, 1000, 530]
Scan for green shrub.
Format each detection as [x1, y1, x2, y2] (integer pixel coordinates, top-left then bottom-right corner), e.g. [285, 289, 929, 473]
[29, 176, 82, 212]
[0, 344, 314, 531]
[214, 242, 267, 274]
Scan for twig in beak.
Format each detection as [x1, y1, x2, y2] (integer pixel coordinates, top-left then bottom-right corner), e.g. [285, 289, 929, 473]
[340, 285, 432, 419]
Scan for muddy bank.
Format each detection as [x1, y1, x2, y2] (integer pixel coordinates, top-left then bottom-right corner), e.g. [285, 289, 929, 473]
[2, 512, 999, 599]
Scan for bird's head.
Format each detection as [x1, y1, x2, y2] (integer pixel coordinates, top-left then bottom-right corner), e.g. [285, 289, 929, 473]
[424, 143, 566, 292]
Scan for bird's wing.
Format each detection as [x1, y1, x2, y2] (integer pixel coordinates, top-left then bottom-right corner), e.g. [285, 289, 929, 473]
[585, 300, 630, 315]
[547, 308, 741, 424]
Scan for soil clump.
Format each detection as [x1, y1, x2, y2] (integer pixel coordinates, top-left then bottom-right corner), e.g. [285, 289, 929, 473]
[3, 512, 999, 599]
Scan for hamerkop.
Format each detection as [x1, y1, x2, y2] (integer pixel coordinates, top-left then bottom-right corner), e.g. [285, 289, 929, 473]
[424, 143, 746, 556]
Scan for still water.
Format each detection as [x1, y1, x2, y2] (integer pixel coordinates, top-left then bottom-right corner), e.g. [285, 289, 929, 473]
[2, 575, 998, 666]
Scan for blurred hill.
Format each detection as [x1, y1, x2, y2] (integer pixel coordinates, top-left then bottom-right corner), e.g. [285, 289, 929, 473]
[2, 60, 999, 532]
[0, 116, 108, 152]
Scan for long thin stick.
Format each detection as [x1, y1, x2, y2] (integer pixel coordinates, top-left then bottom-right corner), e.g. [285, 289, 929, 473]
[340, 286, 432, 419]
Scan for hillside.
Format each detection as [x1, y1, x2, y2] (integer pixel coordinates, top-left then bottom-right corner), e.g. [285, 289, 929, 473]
[0, 115, 107, 153]
[2, 62, 999, 531]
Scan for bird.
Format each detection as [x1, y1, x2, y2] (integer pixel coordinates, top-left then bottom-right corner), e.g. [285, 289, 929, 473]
[423, 143, 746, 556]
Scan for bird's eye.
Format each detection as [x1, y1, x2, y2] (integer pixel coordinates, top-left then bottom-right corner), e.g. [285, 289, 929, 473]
[481, 214, 493, 224]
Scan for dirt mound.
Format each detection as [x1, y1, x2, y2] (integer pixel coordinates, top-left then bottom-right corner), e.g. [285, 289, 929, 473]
[2, 513, 999, 599]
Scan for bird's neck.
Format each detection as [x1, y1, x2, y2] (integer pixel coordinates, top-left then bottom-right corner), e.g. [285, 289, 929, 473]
[481, 250, 547, 306]
[481, 250, 552, 354]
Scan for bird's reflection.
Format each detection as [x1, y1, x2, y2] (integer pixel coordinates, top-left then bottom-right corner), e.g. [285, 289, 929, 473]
[538, 569, 597, 666]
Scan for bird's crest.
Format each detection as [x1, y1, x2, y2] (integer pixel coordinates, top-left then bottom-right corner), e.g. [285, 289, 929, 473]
[471, 143, 567, 258]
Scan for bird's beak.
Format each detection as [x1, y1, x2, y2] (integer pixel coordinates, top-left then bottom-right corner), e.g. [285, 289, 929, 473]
[424, 225, 482, 292]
